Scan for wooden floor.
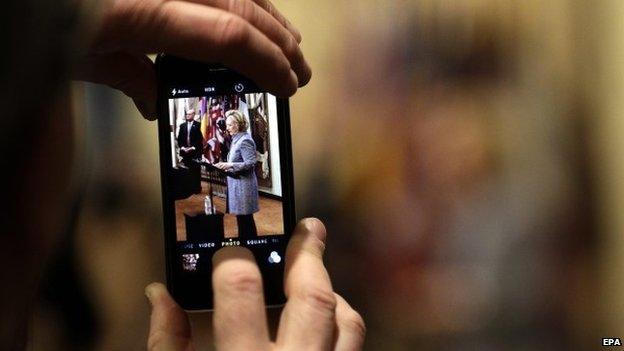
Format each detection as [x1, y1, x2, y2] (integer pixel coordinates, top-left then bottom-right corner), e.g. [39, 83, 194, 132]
[175, 181, 284, 240]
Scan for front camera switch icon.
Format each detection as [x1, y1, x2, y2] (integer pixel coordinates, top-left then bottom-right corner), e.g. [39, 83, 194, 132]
[268, 251, 281, 264]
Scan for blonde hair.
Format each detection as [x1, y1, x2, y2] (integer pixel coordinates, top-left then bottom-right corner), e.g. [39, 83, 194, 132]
[225, 110, 248, 131]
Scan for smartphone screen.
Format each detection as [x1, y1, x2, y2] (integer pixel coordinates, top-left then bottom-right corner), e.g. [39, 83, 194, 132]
[156, 55, 295, 310]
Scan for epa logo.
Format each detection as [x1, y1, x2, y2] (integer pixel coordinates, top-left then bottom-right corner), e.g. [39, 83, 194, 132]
[603, 338, 622, 346]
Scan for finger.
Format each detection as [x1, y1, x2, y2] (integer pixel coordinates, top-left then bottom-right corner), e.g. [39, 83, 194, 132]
[249, 0, 302, 43]
[276, 218, 337, 350]
[186, 0, 311, 86]
[145, 283, 194, 351]
[334, 293, 366, 351]
[212, 246, 271, 351]
[75, 52, 157, 120]
[103, 1, 299, 96]
[154, 2, 297, 95]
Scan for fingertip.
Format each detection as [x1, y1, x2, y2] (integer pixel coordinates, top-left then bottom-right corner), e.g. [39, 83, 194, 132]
[295, 55, 312, 88]
[281, 69, 299, 97]
[146, 283, 192, 350]
[301, 217, 327, 243]
[298, 64, 312, 87]
[211, 246, 265, 306]
[286, 20, 302, 43]
[334, 292, 352, 310]
[134, 99, 157, 121]
[292, 30, 302, 44]
[212, 246, 255, 266]
[145, 282, 167, 306]
[287, 218, 327, 260]
[261, 69, 297, 98]
[334, 292, 367, 345]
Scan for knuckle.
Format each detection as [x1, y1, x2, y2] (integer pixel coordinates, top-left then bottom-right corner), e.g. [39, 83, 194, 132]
[152, 1, 180, 45]
[264, 0, 276, 17]
[263, 0, 288, 29]
[228, 0, 257, 22]
[221, 269, 263, 295]
[100, 0, 164, 50]
[281, 35, 299, 60]
[216, 14, 250, 49]
[265, 42, 292, 78]
[296, 286, 337, 315]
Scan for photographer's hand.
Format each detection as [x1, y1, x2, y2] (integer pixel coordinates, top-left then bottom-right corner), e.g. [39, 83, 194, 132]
[75, 0, 312, 119]
[145, 218, 365, 351]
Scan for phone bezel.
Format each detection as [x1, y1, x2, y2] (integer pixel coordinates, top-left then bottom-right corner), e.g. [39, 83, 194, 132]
[155, 54, 296, 311]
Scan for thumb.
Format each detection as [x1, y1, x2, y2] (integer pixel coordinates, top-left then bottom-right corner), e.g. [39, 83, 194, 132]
[75, 52, 157, 120]
[145, 282, 194, 351]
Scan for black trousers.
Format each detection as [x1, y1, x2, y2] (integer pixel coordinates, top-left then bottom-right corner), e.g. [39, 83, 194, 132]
[237, 214, 257, 239]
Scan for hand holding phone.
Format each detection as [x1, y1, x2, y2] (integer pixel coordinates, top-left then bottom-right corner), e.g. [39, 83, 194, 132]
[154, 56, 364, 349]
[145, 218, 366, 351]
[76, 0, 311, 119]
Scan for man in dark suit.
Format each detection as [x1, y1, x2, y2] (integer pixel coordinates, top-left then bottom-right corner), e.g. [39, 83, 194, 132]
[177, 109, 204, 167]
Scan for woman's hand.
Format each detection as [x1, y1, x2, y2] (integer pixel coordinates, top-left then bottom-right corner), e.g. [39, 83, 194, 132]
[145, 218, 366, 351]
[214, 162, 233, 170]
[75, 0, 312, 119]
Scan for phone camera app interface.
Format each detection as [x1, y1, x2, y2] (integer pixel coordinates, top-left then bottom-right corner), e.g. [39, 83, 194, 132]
[167, 92, 286, 276]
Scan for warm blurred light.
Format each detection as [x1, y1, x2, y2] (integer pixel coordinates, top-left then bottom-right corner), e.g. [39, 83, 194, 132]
[31, 1, 624, 350]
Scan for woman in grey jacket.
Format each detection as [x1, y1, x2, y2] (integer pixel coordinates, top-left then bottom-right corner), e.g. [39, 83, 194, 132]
[215, 110, 259, 238]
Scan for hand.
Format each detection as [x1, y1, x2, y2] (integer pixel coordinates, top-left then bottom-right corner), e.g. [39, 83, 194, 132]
[145, 218, 365, 350]
[75, 0, 312, 119]
[214, 162, 232, 170]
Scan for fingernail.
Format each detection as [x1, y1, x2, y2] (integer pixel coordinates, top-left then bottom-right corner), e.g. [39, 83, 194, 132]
[287, 21, 302, 43]
[145, 283, 159, 306]
[302, 218, 326, 241]
[293, 29, 302, 43]
[302, 218, 316, 232]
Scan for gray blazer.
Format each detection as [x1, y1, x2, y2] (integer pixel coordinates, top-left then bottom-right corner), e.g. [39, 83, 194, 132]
[226, 132, 259, 215]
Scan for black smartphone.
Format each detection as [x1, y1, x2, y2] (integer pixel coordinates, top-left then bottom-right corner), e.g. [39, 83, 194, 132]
[155, 55, 296, 311]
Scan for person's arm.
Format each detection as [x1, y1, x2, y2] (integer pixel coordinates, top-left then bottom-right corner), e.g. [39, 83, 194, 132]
[176, 125, 185, 149]
[229, 138, 257, 173]
[75, 0, 312, 119]
[192, 125, 204, 152]
[145, 218, 366, 351]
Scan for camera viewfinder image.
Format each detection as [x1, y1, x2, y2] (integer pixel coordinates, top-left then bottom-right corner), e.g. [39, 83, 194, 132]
[168, 93, 284, 243]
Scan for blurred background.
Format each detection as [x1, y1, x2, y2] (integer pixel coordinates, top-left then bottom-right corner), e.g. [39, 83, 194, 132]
[30, 0, 624, 350]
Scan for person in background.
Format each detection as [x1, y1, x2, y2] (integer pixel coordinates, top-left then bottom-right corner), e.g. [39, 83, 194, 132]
[2, 0, 364, 350]
[177, 108, 203, 167]
[215, 110, 260, 239]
